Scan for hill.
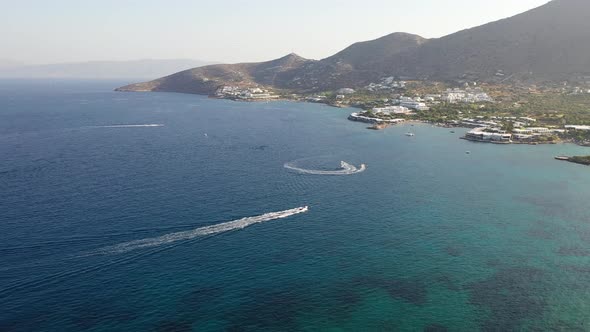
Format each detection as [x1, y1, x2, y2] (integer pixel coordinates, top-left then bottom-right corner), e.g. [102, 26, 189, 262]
[116, 54, 315, 94]
[116, 33, 425, 94]
[118, 0, 590, 94]
[322, 32, 427, 69]
[378, 0, 590, 82]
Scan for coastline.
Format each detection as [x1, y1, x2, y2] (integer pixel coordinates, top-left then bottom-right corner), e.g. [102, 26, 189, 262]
[460, 136, 565, 145]
[118, 89, 590, 148]
[555, 156, 590, 166]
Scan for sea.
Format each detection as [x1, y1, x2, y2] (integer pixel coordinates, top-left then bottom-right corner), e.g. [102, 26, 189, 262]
[1, 79, 590, 331]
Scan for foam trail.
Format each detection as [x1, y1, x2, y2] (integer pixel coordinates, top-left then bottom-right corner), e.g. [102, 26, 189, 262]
[97, 206, 308, 254]
[284, 161, 366, 175]
[88, 124, 164, 128]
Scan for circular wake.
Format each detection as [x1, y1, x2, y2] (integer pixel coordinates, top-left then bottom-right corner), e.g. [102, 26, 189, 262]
[284, 160, 366, 175]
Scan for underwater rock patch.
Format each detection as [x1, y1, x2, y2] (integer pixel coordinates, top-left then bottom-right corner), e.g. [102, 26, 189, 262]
[467, 267, 548, 330]
[155, 320, 193, 332]
[352, 276, 428, 305]
[424, 323, 448, 332]
[225, 288, 307, 331]
[557, 246, 590, 257]
[443, 245, 464, 257]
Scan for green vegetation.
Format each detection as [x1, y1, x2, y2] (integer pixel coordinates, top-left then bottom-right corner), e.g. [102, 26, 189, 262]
[569, 156, 590, 165]
[495, 93, 590, 125]
[562, 130, 590, 145]
[329, 83, 590, 126]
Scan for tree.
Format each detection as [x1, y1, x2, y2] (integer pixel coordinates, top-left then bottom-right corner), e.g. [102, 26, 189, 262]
[502, 122, 514, 133]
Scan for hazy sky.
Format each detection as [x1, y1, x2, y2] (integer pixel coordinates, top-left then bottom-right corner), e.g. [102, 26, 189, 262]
[2, 0, 549, 65]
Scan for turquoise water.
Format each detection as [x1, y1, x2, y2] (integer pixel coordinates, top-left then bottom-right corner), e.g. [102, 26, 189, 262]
[1, 80, 590, 331]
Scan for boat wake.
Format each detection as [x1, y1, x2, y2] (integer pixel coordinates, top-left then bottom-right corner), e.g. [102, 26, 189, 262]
[96, 206, 309, 254]
[0, 207, 307, 299]
[284, 161, 366, 175]
[87, 124, 164, 128]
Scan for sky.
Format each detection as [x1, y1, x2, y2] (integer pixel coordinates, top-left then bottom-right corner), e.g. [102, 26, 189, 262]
[1, 0, 550, 65]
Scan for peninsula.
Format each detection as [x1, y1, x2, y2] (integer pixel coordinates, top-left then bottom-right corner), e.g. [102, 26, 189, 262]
[555, 155, 590, 166]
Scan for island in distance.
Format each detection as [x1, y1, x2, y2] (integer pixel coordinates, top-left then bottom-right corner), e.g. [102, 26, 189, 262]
[117, 0, 590, 95]
[0, 59, 216, 80]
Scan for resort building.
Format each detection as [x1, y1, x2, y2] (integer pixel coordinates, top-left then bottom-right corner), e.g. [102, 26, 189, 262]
[513, 134, 534, 140]
[306, 95, 327, 102]
[216, 86, 278, 100]
[565, 125, 590, 131]
[365, 78, 406, 92]
[443, 88, 493, 103]
[373, 106, 412, 115]
[348, 113, 405, 124]
[424, 94, 441, 102]
[465, 127, 512, 142]
[461, 118, 499, 128]
[513, 127, 551, 135]
[239, 91, 277, 100]
[398, 97, 429, 111]
[215, 86, 241, 96]
[337, 88, 356, 94]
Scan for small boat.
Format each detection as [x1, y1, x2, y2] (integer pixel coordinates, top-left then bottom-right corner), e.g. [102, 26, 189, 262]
[466, 151, 471, 154]
[450, 131, 455, 133]
[405, 132, 415, 137]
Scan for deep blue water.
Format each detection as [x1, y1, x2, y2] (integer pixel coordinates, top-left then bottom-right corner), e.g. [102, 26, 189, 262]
[2, 80, 590, 331]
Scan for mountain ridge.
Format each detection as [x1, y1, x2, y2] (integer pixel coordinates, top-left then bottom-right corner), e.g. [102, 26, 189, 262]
[118, 0, 590, 94]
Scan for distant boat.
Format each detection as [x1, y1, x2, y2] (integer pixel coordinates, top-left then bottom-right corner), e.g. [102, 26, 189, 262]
[466, 151, 471, 154]
[405, 132, 415, 137]
[450, 130, 455, 133]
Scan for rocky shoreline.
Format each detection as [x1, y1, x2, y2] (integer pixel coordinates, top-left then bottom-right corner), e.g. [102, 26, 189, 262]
[555, 156, 590, 166]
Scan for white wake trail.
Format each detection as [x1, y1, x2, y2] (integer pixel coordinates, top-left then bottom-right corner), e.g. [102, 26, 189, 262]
[284, 161, 366, 175]
[97, 206, 309, 254]
[89, 124, 164, 128]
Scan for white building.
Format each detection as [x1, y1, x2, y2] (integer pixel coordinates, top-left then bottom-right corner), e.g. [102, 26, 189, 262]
[565, 125, 590, 131]
[373, 106, 412, 115]
[443, 88, 493, 103]
[348, 113, 405, 124]
[400, 101, 429, 111]
[461, 118, 498, 128]
[398, 97, 429, 111]
[337, 88, 356, 94]
[513, 127, 551, 135]
[465, 128, 512, 142]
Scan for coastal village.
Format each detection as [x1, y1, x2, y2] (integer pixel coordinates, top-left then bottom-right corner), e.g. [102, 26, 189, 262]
[340, 81, 590, 147]
[214, 86, 279, 101]
[211, 78, 590, 148]
[349, 94, 590, 145]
